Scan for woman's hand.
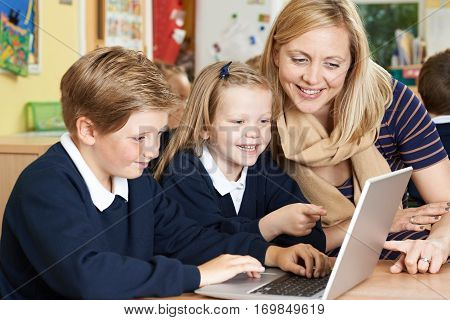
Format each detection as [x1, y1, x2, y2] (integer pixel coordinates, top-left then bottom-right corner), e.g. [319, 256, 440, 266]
[384, 238, 450, 274]
[390, 202, 449, 233]
[198, 254, 265, 287]
[265, 244, 331, 278]
[259, 204, 326, 241]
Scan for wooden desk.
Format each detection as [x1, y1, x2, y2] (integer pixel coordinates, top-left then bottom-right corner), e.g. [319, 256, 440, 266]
[153, 261, 450, 300]
[0, 136, 58, 232]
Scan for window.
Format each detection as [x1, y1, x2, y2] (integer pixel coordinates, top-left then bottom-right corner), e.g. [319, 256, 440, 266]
[355, 0, 421, 67]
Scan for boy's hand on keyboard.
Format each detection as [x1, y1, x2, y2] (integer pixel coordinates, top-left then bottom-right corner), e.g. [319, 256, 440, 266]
[198, 254, 265, 287]
[259, 204, 326, 241]
[265, 244, 331, 278]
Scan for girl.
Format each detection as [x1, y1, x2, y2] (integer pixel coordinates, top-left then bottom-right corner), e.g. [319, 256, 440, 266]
[154, 61, 327, 252]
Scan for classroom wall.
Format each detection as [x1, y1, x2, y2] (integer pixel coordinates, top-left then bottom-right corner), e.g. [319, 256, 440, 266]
[0, 1, 81, 136]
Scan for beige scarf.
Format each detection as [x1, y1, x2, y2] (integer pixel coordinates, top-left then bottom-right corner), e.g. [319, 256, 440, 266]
[277, 106, 391, 227]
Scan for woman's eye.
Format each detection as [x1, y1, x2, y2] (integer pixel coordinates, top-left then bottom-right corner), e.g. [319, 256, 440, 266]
[232, 120, 244, 124]
[261, 119, 271, 124]
[325, 62, 340, 69]
[292, 57, 308, 64]
[133, 136, 147, 142]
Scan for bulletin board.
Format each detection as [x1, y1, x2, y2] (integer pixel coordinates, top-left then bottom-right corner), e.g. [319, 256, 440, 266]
[86, 0, 149, 55]
[0, 0, 40, 75]
[104, 0, 144, 51]
[152, 0, 184, 64]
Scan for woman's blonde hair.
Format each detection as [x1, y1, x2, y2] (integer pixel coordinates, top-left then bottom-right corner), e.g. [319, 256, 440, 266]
[154, 61, 273, 181]
[261, 0, 393, 147]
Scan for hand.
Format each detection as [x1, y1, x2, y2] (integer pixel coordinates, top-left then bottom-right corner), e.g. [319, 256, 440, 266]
[265, 244, 331, 278]
[260, 204, 326, 241]
[198, 254, 265, 287]
[383, 238, 450, 274]
[390, 202, 449, 233]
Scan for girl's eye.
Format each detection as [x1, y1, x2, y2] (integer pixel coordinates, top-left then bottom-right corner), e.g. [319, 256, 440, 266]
[231, 120, 244, 124]
[261, 119, 271, 124]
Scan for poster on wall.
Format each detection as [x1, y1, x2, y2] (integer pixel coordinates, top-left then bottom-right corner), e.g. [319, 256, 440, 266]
[0, 13, 30, 76]
[0, 0, 39, 74]
[105, 0, 144, 51]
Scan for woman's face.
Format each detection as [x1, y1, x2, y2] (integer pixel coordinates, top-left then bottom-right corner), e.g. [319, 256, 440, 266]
[274, 25, 352, 116]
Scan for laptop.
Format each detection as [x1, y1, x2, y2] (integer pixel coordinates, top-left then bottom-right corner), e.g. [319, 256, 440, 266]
[195, 167, 413, 300]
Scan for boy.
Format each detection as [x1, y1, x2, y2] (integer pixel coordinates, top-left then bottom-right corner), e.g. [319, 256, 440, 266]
[0, 47, 330, 299]
[418, 49, 450, 152]
[408, 49, 450, 205]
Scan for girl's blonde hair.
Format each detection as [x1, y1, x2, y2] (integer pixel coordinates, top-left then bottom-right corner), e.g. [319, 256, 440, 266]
[261, 0, 393, 147]
[154, 61, 273, 181]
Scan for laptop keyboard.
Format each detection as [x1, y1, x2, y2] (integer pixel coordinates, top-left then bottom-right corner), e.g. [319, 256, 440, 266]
[250, 274, 330, 297]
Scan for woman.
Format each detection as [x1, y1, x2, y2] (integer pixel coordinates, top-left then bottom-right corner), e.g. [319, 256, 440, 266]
[261, 0, 450, 274]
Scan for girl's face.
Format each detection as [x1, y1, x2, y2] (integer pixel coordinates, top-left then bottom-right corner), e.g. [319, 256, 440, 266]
[274, 25, 352, 116]
[92, 110, 168, 181]
[206, 86, 273, 181]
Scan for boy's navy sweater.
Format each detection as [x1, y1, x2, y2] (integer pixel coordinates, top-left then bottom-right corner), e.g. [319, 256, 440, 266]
[0, 143, 269, 299]
[408, 122, 450, 205]
[436, 123, 450, 155]
[160, 150, 326, 252]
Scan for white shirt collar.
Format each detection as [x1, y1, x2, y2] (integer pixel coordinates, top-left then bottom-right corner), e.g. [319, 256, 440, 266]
[60, 133, 128, 212]
[432, 115, 450, 125]
[199, 145, 248, 196]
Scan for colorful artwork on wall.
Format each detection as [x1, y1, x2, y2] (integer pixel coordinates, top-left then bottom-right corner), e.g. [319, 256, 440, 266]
[0, 0, 39, 74]
[0, 13, 30, 76]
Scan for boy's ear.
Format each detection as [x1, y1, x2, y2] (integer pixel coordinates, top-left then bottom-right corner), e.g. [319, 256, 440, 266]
[75, 117, 96, 146]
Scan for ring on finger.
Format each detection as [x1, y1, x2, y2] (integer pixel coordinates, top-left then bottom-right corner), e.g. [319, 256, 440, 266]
[419, 257, 431, 264]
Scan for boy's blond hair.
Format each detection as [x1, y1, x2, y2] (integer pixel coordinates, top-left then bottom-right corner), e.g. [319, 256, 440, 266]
[154, 61, 273, 181]
[60, 46, 179, 136]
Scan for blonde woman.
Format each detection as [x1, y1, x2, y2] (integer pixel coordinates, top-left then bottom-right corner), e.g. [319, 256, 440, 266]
[261, 0, 450, 274]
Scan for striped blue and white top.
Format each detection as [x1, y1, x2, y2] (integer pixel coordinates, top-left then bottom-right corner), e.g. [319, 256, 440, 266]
[337, 80, 448, 204]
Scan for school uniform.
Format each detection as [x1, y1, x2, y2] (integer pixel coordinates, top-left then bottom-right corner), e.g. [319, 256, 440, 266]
[406, 115, 450, 207]
[433, 115, 450, 153]
[0, 134, 269, 299]
[160, 146, 326, 252]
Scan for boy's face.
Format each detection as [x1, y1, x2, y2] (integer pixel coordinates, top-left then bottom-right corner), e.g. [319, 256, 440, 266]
[93, 110, 168, 180]
[206, 86, 273, 181]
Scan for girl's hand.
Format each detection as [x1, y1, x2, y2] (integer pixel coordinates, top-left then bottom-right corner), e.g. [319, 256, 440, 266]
[198, 254, 265, 287]
[390, 203, 449, 233]
[260, 204, 326, 241]
[265, 244, 331, 278]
